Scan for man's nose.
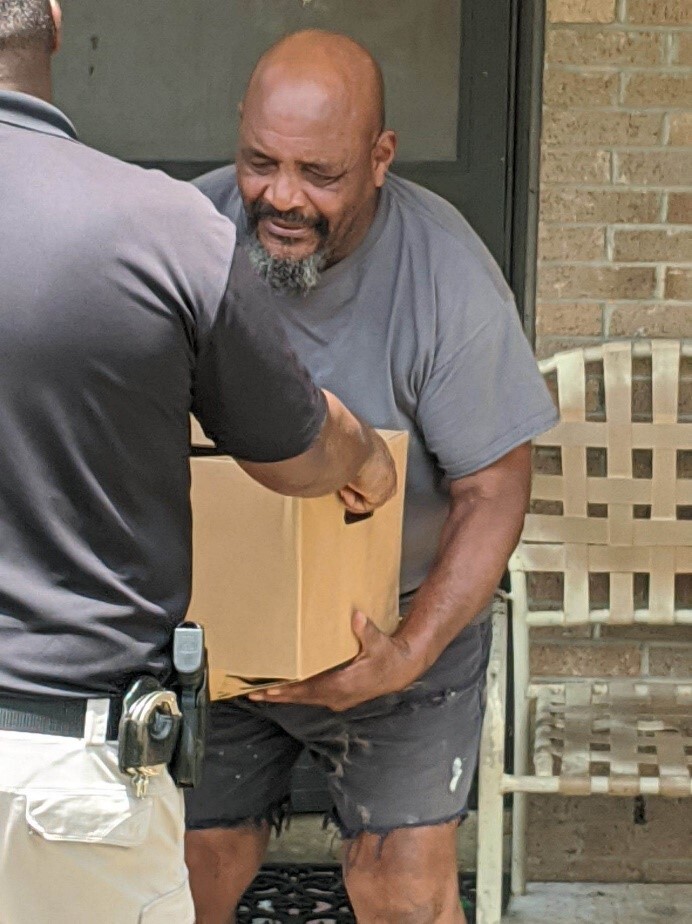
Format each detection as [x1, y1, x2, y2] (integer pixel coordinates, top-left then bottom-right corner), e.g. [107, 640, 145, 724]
[264, 170, 307, 214]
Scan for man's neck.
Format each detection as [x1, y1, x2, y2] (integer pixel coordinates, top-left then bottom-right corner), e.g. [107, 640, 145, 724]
[325, 188, 381, 268]
[0, 55, 52, 103]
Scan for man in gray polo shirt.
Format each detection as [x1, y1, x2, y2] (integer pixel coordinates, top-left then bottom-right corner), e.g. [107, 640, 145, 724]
[0, 6, 397, 923]
[186, 30, 558, 924]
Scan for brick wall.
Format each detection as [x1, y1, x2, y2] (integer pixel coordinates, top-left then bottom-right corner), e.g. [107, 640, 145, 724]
[528, 0, 692, 883]
[537, 0, 691, 358]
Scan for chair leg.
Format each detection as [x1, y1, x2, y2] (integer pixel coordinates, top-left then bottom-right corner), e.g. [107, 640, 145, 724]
[511, 791, 528, 896]
[476, 771, 505, 924]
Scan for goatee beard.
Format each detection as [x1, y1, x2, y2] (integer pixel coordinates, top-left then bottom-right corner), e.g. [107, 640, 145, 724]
[246, 235, 326, 295]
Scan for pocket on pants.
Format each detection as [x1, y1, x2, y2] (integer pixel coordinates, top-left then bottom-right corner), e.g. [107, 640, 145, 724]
[139, 879, 195, 923]
[24, 786, 153, 846]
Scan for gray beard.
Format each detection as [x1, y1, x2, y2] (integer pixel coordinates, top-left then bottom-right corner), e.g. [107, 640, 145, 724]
[246, 236, 326, 295]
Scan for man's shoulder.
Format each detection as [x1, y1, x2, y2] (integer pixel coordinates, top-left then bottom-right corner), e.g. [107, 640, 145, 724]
[193, 164, 242, 219]
[58, 146, 237, 292]
[62, 143, 234, 247]
[386, 174, 511, 301]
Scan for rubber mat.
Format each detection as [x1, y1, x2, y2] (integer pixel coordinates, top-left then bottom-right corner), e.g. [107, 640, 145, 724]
[237, 864, 486, 923]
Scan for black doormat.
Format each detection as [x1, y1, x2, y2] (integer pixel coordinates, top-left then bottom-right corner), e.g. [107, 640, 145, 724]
[237, 864, 494, 923]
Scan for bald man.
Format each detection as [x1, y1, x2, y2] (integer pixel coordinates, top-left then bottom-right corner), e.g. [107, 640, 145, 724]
[186, 31, 557, 924]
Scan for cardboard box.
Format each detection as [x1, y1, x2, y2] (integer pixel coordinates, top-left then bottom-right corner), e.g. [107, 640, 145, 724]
[187, 422, 408, 699]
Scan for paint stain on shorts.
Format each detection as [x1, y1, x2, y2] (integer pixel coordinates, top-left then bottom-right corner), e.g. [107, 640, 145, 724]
[449, 757, 464, 793]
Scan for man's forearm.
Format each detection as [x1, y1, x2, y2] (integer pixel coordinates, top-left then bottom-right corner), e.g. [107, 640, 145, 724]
[238, 390, 396, 507]
[395, 444, 531, 677]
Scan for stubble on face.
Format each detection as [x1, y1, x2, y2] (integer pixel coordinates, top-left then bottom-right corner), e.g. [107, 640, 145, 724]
[245, 199, 328, 295]
[246, 236, 326, 295]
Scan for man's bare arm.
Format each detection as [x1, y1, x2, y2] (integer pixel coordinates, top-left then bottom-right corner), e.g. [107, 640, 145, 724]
[238, 390, 397, 512]
[395, 441, 531, 674]
[250, 442, 531, 711]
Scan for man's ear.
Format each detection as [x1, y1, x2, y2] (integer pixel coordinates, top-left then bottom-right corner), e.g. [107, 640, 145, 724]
[49, 1, 62, 54]
[372, 130, 397, 189]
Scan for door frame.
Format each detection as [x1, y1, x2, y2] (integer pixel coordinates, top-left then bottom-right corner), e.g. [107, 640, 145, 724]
[507, 0, 546, 345]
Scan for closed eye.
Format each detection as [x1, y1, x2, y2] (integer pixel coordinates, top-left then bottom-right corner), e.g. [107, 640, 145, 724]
[302, 166, 344, 186]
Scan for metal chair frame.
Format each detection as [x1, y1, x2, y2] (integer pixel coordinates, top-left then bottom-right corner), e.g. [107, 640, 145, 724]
[476, 340, 692, 923]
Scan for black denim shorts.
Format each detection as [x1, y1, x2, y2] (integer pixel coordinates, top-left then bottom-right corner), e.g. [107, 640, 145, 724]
[185, 620, 491, 838]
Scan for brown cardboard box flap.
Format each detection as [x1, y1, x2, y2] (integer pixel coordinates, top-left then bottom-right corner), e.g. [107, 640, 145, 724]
[210, 671, 312, 700]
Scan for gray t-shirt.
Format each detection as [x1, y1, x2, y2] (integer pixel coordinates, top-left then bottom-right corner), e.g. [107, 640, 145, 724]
[195, 167, 558, 684]
[0, 93, 326, 697]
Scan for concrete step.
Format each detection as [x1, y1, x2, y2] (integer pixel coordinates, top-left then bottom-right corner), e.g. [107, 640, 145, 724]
[503, 883, 692, 922]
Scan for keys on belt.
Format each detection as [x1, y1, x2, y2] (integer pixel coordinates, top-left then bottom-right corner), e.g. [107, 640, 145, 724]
[117, 677, 182, 798]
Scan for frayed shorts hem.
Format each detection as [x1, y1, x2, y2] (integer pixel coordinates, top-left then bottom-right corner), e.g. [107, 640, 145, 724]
[332, 807, 469, 841]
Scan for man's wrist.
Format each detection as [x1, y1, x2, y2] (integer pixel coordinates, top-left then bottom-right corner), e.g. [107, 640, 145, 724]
[391, 622, 436, 682]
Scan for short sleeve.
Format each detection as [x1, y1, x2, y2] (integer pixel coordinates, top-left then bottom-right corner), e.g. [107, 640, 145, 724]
[192, 247, 327, 462]
[416, 273, 558, 481]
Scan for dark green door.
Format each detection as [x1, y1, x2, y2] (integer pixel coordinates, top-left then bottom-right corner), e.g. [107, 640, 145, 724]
[55, 0, 515, 271]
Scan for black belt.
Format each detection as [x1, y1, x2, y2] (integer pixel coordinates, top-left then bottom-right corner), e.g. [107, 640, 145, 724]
[0, 694, 122, 739]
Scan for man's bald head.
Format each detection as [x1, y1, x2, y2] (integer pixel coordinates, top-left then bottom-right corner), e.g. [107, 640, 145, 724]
[236, 30, 396, 284]
[244, 30, 385, 141]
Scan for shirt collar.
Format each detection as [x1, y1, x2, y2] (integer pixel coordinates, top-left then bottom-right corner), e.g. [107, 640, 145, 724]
[0, 90, 77, 141]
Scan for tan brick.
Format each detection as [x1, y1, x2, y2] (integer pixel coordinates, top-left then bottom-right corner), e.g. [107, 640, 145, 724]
[532, 626, 593, 639]
[602, 624, 692, 641]
[548, 0, 616, 22]
[649, 646, 692, 677]
[536, 301, 604, 336]
[538, 225, 606, 261]
[623, 72, 692, 108]
[677, 32, 692, 66]
[546, 29, 664, 66]
[669, 112, 692, 147]
[616, 150, 692, 187]
[527, 796, 692, 883]
[681, 376, 692, 418]
[540, 187, 661, 223]
[540, 149, 611, 184]
[536, 336, 603, 359]
[668, 193, 692, 224]
[539, 265, 656, 300]
[530, 641, 641, 676]
[626, 0, 692, 25]
[527, 571, 564, 605]
[533, 444, 562, 475]
[608, 304, 692, 337]
[613, 228, 692, 262]
[544, 69, 618, 107]
[542, 110, 663, 146]
[666, 267, 692, 299]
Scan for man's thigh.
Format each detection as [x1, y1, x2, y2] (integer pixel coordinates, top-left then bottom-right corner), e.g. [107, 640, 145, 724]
[288, 622, 490, 837]
[187, 619, 490, 836]
[0, 730, 193, 924]
[324, 679, 484, 837]
[185, 698, 303, 830]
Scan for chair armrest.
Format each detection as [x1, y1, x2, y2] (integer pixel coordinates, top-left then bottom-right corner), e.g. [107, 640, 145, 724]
[480, 595, 509, 774]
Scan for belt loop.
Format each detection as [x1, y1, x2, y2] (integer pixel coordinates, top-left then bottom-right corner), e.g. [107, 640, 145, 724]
[84, 698, 110, 746]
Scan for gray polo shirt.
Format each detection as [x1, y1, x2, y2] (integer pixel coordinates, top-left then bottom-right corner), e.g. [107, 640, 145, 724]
[0, 93, 326, 698]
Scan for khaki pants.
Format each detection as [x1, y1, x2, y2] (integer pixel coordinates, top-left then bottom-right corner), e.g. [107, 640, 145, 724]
[0, 699, 194, 924]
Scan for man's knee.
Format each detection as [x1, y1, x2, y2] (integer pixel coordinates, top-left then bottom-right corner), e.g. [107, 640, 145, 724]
[347, 873, 446, 924]
[346, 863, 450, 924]
[343, 826, 460, 924]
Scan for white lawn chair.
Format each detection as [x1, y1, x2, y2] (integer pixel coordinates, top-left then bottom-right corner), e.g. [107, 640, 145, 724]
[476, 340, 692, 923]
